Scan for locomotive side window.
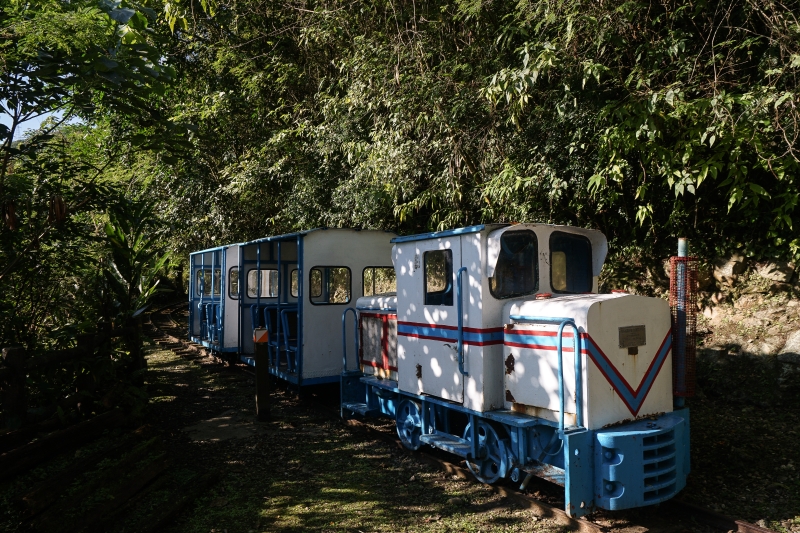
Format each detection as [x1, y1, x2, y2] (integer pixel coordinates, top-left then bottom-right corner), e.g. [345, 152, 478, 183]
[550, 232, 592, 293]
[246, 269, 278, 298]
[291, 269, 299, 297]
[195, 269, 221, 296]
[363, 267, 396, 296]
[309, 267, 351, 304]
[424, 249, 453, 306]
[228, 267, 239, 299]
[489, 230, 539, 299]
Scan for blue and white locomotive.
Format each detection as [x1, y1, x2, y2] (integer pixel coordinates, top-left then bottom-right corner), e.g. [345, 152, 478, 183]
[340, 223, 690, 517]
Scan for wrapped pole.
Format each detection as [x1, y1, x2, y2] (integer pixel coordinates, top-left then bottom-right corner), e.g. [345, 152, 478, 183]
[670, 238, 697, 407]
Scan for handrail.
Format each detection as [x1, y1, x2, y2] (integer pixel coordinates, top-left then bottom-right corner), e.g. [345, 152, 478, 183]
[250, 304, 259, 329]
[508, 315, 583, 433]
[456, 266, 469, 376]
[280, 308, 298, 346]
[264, 307, 276, 367]
[280, 308, 296, 371]
[341, 307, 359, 373]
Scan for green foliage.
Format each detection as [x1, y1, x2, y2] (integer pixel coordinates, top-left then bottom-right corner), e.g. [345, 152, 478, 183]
[103, 200, 171, 324]
[482, 0, 800, 259]
[149, 0, 799, 270]
[3, 0, 800, 362]
[0, 0, 185, 350]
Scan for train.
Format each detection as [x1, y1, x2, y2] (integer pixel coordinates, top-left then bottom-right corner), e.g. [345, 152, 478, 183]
[188, 223, 693, 518]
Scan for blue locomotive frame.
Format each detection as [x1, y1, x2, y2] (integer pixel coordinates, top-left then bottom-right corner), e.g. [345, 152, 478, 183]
[342, 340, 689, 517]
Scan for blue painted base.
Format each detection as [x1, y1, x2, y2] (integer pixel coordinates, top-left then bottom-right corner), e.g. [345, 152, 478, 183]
[237, 355, 339, 386]
[342, 373, 690, 518]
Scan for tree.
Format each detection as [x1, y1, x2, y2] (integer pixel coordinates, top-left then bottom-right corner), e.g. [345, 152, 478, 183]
[0, 0, 185, 347]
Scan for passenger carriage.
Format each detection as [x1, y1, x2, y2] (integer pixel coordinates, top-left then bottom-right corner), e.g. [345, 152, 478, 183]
[237, 228, 396, 386]
[341, 223, 690, 517]
[189, 243, 242, 353]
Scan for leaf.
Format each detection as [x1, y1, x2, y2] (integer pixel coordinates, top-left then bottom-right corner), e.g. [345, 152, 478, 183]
[108, 7, 136, 23]
[748, 183, 769, 197]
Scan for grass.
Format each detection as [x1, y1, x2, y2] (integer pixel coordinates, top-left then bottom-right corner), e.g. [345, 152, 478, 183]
[142, 347, 569, 533]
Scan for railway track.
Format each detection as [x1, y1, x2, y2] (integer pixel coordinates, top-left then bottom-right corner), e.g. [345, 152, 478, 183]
[149, 303, 776, 533]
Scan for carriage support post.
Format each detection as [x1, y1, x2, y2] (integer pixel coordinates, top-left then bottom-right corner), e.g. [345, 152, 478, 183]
[255, 341, 271, 421]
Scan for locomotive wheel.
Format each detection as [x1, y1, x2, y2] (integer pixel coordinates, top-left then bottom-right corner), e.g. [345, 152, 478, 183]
[396, 399, 422, 450]
[462, 421, 510, 484]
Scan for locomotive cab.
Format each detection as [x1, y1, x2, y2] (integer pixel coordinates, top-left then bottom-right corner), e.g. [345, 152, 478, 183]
[391, 223, 606, 413]
[341, 223, 690, 517]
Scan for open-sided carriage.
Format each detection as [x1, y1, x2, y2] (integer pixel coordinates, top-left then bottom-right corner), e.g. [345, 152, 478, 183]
[188, 243, 242, 353]
[189, 230, 397, 386]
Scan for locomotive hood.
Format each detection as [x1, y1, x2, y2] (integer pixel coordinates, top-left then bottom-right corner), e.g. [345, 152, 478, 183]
[505, 292, 627, 328]
[502, 292, 674, 430]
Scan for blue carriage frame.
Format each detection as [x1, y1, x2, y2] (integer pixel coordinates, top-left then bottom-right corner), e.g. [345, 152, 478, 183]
[237, 231, 314, 385]
[188, 245, 239, 352]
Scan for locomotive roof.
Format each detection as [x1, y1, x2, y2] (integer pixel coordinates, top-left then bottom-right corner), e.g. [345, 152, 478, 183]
[390, 222, 605, 245]
[390, 224, 509, 243]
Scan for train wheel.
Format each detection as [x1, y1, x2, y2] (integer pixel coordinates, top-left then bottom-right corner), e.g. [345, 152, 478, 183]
[396, 399, 422, 450]
[462, 421, 509, 484]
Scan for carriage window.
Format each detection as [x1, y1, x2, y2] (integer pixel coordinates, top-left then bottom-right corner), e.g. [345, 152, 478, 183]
[490, 231, 538, 299]
[228, 267, 239, 299]
[195, 269, 221, 297]
[291, 269, 299, 297]
[424, 250, 453, 306]
[309, 267, 351, 304]
[363, 267, 396, 296]
[550, 232, 593, 293]
[246, 269, 278, 298]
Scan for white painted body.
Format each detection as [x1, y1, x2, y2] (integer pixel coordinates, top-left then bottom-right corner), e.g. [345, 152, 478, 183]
[503, 294, 673, 430]
[356, 294, 397, 312]
[356, 295, 398, 380]
[223, 244, 240, 350]
[300, 230, 396, 378]
[392, 223, 609, 413]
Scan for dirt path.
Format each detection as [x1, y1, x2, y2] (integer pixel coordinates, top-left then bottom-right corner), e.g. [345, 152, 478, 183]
[144, 335, 800, 533]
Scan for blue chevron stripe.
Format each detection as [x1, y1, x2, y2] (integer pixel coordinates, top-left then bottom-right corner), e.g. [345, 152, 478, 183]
[504, 329, 672, 416]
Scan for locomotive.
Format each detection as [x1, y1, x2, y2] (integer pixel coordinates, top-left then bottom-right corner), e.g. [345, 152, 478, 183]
[340, 223, 691, 518]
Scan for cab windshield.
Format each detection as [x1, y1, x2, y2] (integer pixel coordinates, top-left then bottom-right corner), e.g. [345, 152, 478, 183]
[490, 231, 539, 299]
[550, 231, 592, 293]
